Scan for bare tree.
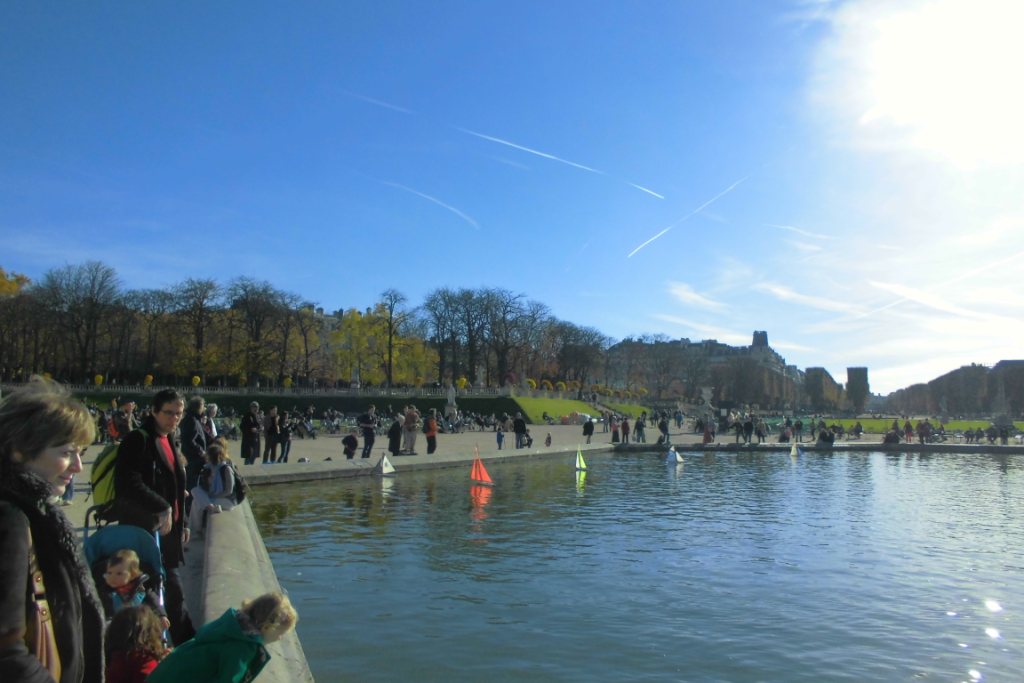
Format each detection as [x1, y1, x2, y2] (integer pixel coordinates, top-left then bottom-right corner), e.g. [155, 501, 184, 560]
[174, 278, 223, 379]
[227, 277, 285, 386]
[456, 288, 487, 384]
[421, 288, 459, 384]
[127, 289, 176, 372]
[274, 292, 303, 384]
[646, 335, 682, 399]
[555, 323, 606, 387]
[36, 261, 121, 379]
[481, 288, 525, 384]
[293, 304, 324, 386]
[379, 289, 413, 387]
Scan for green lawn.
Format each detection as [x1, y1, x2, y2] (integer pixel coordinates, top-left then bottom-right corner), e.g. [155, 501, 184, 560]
[512, 397, 600, 424]
[812, 418, 1022, 433]
[604, 400, 654, 418]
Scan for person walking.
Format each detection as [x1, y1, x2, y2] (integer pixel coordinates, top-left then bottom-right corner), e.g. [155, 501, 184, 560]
[0, 378, 105, 683]
[582, 418, 594, 444]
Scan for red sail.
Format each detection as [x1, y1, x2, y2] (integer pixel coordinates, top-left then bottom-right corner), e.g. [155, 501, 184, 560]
[470, 457, 493, 485]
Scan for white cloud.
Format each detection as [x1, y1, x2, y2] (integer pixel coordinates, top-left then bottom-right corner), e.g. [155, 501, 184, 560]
[793, 0, 1024, 393]
[772, 340, 818, 353]
[787, 240, 823, 254]
[652, 314, 750, 346]
[814, 0, 1024, 169]
[666, 281, 727, 311]
[755, 282, 861, 314]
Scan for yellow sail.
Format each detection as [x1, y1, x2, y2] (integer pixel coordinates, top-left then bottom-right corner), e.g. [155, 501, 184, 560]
[575, 447, 587, 471]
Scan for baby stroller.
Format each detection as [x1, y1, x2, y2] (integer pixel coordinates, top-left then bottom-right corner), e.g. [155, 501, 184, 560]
[83, 523, 166, 623]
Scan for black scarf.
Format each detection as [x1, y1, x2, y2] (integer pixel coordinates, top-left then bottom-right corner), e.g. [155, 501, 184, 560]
[0, 461, 105, 681]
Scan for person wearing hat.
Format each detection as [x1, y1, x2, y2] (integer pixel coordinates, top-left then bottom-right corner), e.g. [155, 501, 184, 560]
[240, 402, 261, 465]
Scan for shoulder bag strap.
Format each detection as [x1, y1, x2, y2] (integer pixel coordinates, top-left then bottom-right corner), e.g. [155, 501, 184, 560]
[26, 528, 63, 682]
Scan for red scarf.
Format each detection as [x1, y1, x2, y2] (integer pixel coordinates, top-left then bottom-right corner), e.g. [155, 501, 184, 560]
[155, 434, 179, 520]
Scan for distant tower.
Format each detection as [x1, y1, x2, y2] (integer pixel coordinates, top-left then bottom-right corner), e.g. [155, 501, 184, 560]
[846, 367, 869, 413]
[752, 331, 768, 348]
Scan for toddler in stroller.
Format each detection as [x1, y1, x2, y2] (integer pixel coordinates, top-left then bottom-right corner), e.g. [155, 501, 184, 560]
[85, 524, 168, 630]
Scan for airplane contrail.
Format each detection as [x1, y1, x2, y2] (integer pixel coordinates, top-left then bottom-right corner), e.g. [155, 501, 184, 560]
[857, 248, 1024, 320]
[383, 181, 479, 230]
[627, 182, 665, 199]
[627, 176, 748, 258]
[342, 90, 414, 114]
[458, 127, 663, 199]
[458, 127, 604, 174]
[339, 93, 664, 199]
[765, 223, 831, 240]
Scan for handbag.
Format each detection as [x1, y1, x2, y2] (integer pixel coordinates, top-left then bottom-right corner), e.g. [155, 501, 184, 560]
[25, 528, 62, 682]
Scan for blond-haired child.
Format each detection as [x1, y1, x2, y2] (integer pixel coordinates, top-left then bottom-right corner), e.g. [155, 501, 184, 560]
[146, 592, 298, 682]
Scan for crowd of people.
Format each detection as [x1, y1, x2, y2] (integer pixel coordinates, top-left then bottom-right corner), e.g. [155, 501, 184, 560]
[0, 378, 297, 682]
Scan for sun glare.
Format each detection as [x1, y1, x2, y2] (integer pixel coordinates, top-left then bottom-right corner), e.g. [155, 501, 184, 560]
[833, 0, 1024, 168]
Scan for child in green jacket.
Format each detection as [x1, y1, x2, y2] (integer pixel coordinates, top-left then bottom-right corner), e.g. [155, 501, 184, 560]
[146, 592, 297, 683]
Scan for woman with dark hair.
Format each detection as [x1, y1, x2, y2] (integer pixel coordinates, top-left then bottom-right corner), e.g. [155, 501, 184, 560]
[0, 377, 105, 682]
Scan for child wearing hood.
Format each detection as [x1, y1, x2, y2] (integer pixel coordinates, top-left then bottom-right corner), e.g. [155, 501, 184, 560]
[146, 591, 297, 683]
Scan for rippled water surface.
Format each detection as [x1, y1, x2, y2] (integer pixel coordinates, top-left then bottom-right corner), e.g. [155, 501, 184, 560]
[253, 452, 1023, 682]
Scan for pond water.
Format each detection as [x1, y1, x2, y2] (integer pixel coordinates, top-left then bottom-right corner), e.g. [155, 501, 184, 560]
[253, 451, 1022, 682]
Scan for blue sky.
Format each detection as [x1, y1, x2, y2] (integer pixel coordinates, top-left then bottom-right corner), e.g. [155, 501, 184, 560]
[2, 0, 1022, 394]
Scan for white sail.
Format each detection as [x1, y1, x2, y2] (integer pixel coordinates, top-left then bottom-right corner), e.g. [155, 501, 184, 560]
[666, 446, 683, 464]
[377, 453, 396, 476]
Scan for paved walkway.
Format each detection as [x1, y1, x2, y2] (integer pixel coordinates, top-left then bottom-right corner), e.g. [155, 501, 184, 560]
[62, 423, 1021, 522]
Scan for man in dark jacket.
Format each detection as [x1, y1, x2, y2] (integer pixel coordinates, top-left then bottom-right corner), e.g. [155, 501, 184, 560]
[113, 388, 195, 645]
[358, 404, 377, 459]
[178, 395, 207, 490]
[513, 412, 528, 448]
[240, 401, 261, 465]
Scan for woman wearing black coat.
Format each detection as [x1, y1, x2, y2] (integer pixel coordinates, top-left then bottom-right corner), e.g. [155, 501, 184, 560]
[387, 415, 403, 456]
[582, 418, 595, 444]
[0, 378, 104, 683]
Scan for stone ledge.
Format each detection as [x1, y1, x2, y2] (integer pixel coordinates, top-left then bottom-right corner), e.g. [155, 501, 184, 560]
[204, 500, 314, 682]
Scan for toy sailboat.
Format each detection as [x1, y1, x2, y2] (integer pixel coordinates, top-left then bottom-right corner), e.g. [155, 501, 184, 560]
[666, 446, 683, 464]
[470, 457, 494, 486]
[575, 447, 587, 471]
[375, 453, 396, 476]
[789, 441, 798, 457]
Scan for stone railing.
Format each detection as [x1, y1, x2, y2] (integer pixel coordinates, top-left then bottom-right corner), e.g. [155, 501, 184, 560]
[203, 501, 314, 682]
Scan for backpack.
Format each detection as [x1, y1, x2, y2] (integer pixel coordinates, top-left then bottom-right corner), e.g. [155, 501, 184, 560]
[90, 427, 148, 507]
[422, 419, 430, 434]
[229, 464, 248, 504]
